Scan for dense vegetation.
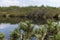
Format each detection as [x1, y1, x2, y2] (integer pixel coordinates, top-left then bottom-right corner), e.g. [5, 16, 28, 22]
[0, 33, 5, 40]
[0, 6, 60, 40]
[0, 6, 60, 19]
[0, 20, 60, 40]
[0, 5, 60, 24]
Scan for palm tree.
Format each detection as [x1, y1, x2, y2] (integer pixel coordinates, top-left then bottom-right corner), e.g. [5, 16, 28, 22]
[40, 25, 47, 40]
[0, 33, 5, 40]
[33, 27, 41, 40]
[10, 28, 20, 40]
[46, 19, 59, 40]
[19, 21, 34, 40]
[33, 25, 47, 40]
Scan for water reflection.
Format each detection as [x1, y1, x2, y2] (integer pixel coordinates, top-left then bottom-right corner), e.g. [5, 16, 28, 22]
[0, 23, 19, 40]
[0, 17, 47, 24]
[0, 17, 22, 24]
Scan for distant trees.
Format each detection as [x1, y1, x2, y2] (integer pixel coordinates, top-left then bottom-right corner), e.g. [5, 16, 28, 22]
[0, 6, 60, 21]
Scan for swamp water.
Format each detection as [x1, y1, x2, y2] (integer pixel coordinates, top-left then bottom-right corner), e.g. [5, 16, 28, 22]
[0, 23, 19, 40]
[0, 17, 39, 40]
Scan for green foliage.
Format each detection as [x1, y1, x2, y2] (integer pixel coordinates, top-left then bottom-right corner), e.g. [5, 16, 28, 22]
[10, 28, 20, 40]
[20, 22, 28, 31]
[20, 21, 34, 40]
[20, 21, 34, 32]
[58, 14, 60, 20]
[56, 31, 60, 40]
[0, 6, 60, 21]
[47, 19, 58, 32]
[15, 20, 60, 40]
[0, 33, 5, 40]
[0, 20, 60, 40]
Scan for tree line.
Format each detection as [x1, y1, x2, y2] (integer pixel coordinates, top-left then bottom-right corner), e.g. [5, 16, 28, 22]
[0, 5, 60, 19]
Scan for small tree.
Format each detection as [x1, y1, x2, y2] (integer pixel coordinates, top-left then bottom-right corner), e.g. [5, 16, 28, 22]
[10, 28, 20, 40]
[19, 21, 34, 40]
[46, 19, 59, 40]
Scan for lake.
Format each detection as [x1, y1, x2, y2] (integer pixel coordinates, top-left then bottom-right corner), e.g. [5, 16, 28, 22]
[0, 17, 33, 40]
[0, 23, 19, 40]
[0, 23, 39, 40]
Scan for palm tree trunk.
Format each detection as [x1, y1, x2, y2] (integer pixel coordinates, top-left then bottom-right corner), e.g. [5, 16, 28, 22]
[26, 32, 30, 40]
[20, 34, 23, 40]
[41, 36, 45, 40]
[41, 33, 46, 40]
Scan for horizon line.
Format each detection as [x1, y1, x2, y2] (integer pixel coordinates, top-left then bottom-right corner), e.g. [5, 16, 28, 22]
[0, 5, 59, 8]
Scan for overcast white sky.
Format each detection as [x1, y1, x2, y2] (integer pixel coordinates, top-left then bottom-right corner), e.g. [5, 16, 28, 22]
[0, 0, 60, 7]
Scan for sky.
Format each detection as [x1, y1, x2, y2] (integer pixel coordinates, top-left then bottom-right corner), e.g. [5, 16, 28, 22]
[0, 0, 60, 7]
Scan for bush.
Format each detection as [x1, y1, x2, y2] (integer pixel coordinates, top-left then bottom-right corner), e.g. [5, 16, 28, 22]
[0, 33, 5, 40]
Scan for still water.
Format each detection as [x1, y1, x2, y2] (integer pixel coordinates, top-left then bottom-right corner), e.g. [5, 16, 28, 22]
[0, 17, 36, 40]
[0, 23, 19, 40]
[0, 23, 39, 40]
